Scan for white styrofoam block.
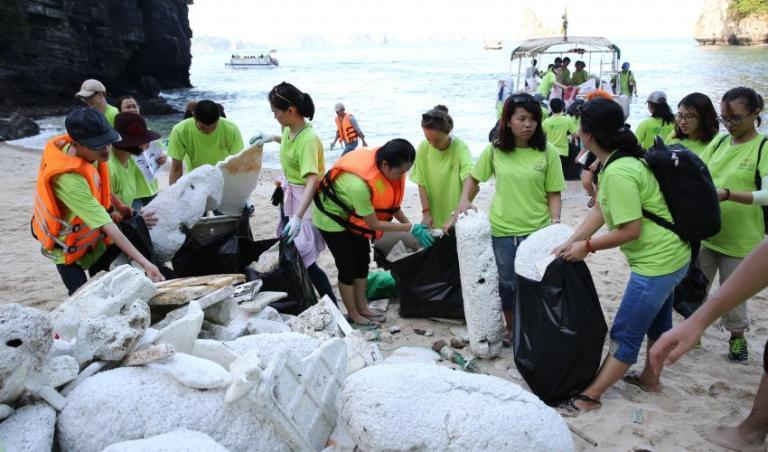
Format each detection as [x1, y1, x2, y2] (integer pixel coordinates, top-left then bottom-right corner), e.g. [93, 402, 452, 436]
[146, 165, 224, 261]
[340, 364, 574, 451]
[147, 353, 231, 390]
[0, 304, 52, 405]
[455, 210, 504, 358]
[153, 301, 203, 354]
[101, 429, 229, 452]
[0, 403, 56, 452]
[216, 142, 263, 215]
[382, 346, 441, 365]
[515, 224, 574, 282]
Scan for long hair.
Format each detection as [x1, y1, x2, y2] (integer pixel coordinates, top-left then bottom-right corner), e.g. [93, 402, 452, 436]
[674, 92, 719, 142]
[649, 99, 675, 126]
[268, 82, 315, 120]
[493, 93, 546, 152]
[722, 86, 765, 127]
[581, 98, 644, 158]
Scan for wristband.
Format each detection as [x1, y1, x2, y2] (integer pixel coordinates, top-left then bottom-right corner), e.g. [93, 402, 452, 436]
[585, 239, 595, 253]
[551, 218, 561, 224]
[724, 188, 731, 201]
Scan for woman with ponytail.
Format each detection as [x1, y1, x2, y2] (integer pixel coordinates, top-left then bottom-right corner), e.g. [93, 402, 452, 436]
[635, 91, 676, 149]
[268, 81, 336, 303]
[697, 86, 767, 362]
[555, 98, 690, 415]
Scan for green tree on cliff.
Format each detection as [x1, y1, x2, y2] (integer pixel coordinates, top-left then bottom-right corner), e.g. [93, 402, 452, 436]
[731, 0, 768, 17]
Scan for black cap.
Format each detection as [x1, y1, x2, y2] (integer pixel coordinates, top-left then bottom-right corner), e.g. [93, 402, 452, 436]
[65, 108, 121, 149]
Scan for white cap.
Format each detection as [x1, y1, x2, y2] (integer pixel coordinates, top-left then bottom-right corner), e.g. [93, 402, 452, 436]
[75, 79, 107, 98]
[647, 91, 667, 104]
[334, 102, 345, 112]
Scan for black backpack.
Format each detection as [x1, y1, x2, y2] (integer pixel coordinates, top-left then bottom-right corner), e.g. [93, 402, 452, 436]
[604, 137, 721, 244]
[711, 134, 768, 233]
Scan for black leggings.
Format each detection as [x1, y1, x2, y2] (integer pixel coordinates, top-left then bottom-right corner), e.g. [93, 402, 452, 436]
[321, 229, 370, 285]
[56, 244, 122, 295]
[307, 262, 337, 303]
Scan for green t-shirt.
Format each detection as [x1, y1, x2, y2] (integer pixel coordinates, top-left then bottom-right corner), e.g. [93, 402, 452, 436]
[542, 114, 576, 157]
[598, 155, 690, 276]
[313, 173, 375, 232]
[108, 152, 138, 207]
[51, 162, 113, 268]
[635, 117, 675, 150]
[665, 133, 712, 157]
[167, 117, 244, 170]
[471, 143, 565, 236]
[570, 69, 588, 86]
[280, 124, 325, 185]
[700, 133, 768, 257]
[104, 104, 119, 126]
[538, 71, 556, 98]
[558, 67, 571, 85]
[410, 137, 473, 227]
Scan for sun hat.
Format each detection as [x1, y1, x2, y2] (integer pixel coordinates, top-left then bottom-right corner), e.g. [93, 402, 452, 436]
[647, 91, 668, 104]
[112, 112, 161, 150]
[75, 79, 107, 98]
[65, 108, 121, 149]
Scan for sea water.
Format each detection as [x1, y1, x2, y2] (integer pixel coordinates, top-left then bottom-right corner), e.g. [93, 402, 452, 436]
[14, 38, 768, 169]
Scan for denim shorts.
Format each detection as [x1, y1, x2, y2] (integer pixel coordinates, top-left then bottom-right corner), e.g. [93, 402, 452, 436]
[491, 235, 528, 310]
[611, 263, 689, 364]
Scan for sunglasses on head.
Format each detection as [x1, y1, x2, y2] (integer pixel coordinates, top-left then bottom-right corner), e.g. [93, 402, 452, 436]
[508, 94, 536, 104]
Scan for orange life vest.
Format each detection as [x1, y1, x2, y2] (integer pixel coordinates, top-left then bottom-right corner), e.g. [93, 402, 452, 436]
[335, 113, 358, 144]
[315, 147, 405, 240]
[32, 134, 113, 265]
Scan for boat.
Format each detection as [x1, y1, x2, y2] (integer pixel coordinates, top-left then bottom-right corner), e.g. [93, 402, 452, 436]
[226, 51, 278, 68]
[483, 40, 503, 50]
[502, 35, 629, 118]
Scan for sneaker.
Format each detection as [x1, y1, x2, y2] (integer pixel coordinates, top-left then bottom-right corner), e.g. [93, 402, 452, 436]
[728, 336, 748, 362]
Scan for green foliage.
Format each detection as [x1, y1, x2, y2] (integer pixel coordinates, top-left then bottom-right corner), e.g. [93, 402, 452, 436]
[731, 0, 768, 17]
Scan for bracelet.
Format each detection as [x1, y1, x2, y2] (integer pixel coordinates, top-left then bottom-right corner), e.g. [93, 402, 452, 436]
[585, 239, 596, 253]
[724, 188, 731, 201]
[551, 218, 561, 224]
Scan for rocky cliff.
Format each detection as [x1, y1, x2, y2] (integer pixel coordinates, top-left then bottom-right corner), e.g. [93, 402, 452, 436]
[695, 0, 768, 45]
[0, 0, 193, 116]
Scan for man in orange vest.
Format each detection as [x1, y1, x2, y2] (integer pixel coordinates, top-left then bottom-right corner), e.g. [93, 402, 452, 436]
[330, 102, 367, 155]
[32, 108, 164, 294]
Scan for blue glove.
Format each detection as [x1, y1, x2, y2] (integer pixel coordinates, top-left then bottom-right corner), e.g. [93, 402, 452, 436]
[410, 223, 435, 248]
[281, 215, 301, 243]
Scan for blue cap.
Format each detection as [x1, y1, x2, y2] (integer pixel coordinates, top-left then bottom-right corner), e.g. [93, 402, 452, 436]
[621, 62, 630, 70]
[65, 108, 121, 149]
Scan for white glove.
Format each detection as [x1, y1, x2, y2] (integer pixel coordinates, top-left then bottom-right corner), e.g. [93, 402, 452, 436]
[248, 133, 264, 145]
[281, 215, 301, 243]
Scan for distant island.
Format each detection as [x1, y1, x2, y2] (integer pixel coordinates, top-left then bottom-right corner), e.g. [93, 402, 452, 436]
[695, 0, 768, 45]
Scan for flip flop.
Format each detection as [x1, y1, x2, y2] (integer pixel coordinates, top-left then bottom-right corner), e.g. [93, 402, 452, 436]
[557, 394, 602, 418]
[362, 311, 386, 322]
[347, 317, 380, 331]
[622, 372, 661, 393]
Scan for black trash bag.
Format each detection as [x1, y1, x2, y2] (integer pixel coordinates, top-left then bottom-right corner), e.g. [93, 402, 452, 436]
[246, 239, 318, 315]
[673, 260, 709, 318]
[118, 214, 153, 261]
[513, 258, 607, 406]
[173, 235, 269, 276]
[389, 234, 464, 319]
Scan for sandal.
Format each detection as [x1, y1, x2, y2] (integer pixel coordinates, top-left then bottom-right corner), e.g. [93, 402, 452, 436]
[346, 317, 380, 330]
[623, 372, 662, 393]
[557, 394, 602, 418]
[362, 311, 386, 322]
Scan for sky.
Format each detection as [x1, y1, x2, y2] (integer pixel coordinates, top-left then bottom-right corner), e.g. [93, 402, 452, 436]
[189, 0, 707, 45]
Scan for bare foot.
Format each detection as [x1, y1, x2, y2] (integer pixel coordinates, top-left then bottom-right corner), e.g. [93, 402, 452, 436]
[697, 425, 766, 452]
[348, 314, 374, 326]
[623, 372, 663, 393]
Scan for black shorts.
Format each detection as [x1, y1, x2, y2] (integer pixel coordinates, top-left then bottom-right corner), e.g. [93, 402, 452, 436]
[321, 229, 370, 285]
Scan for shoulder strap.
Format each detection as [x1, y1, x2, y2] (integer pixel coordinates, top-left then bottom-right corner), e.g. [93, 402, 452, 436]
[712, 134, 729, 154]
[754, 137, 768, 190]
[313, 172, 376, 237]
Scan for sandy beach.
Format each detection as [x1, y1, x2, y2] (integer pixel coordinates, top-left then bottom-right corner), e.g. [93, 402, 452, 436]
[3, 141, 767, 451]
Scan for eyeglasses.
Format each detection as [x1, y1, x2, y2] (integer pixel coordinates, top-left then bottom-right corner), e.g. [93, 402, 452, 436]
[718, 115, 748, 126]
[676, 113, 698, 121]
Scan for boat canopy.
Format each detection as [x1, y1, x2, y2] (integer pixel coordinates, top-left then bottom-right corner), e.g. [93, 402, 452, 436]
[509, 36, 620, 61]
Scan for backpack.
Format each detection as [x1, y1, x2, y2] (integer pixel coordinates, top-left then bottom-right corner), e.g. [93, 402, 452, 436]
[711, 134, 768, 233]
[603, 137, 721, 244]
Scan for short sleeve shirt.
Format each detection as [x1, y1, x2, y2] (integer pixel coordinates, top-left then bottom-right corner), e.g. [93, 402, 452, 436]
[108, 152, 138, 207]
[410, 137, 473, 227]
[280, 124, 325, 185]
[598, 155, 690, 276]
[104, 105, 119, 126]
[312, 173, 374, 232]
[635, 117, 675, 150]
[471, 143, 565, 236]
[542, 114, 576, 157]
[167, 118, 244, 170]
[700, 133, 768, 257]
[665, 133, 712, 157]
